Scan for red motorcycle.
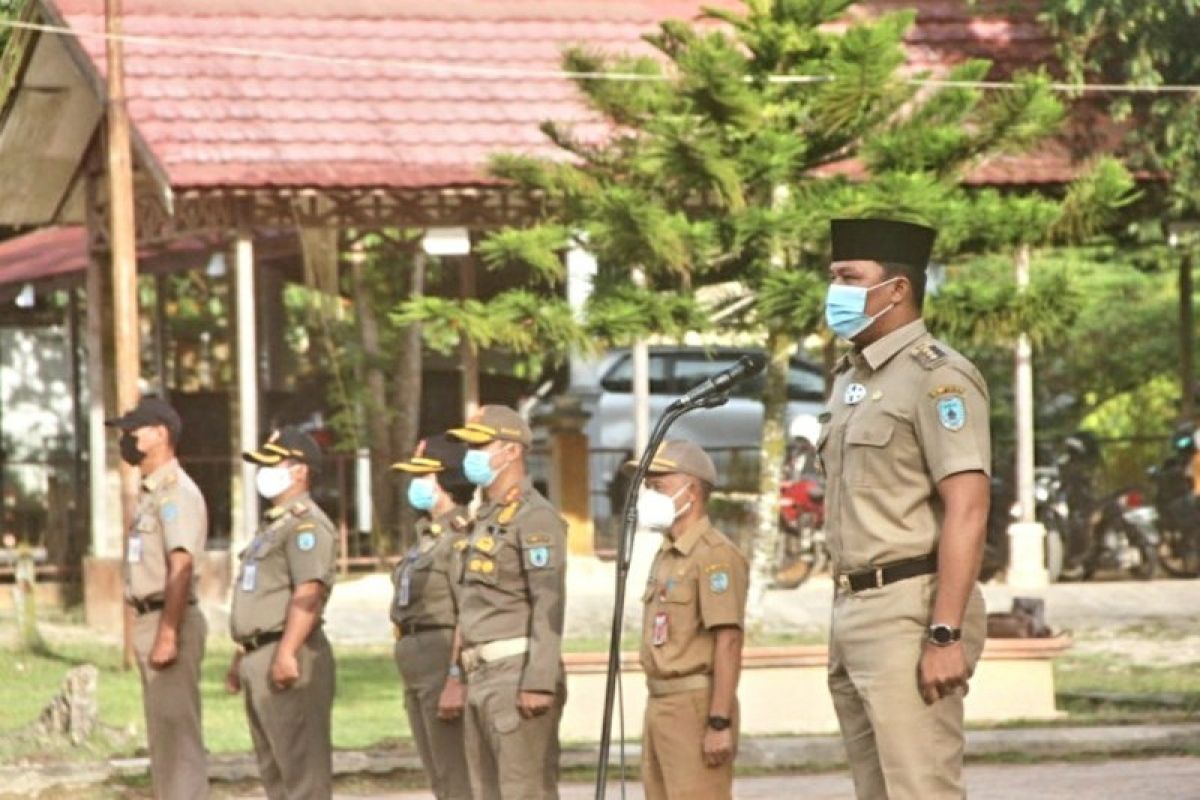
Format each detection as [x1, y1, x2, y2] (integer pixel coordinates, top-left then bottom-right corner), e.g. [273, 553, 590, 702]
[774, 416, 828, 589]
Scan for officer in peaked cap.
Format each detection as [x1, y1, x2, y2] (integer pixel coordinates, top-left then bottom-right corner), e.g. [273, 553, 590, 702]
[821, 218, 992, 799]
[446, 404, 568, 800]
[628, 440, 748, 800]
[390, 434, 475, 800]
[225, 426, 338, 799]
[106, 395, 209, 799]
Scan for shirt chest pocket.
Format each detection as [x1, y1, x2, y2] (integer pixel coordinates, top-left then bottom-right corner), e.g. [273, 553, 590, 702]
[844, 417, 897, 489]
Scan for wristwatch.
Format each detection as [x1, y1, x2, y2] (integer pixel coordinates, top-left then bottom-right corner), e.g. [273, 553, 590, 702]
[926, 623, 962, 647]
[447, 664, 463, 680]
[706, 715, 732, 731]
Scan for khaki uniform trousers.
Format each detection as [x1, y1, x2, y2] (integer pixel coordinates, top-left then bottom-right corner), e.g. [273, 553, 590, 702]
[828, 574, 986, 800]
[464, 653, 565, 800]
[641, 687, 737, 800]
[132, 604, 209, 800]
[394, 629, 472, 800]
[240, 630, 336, 800]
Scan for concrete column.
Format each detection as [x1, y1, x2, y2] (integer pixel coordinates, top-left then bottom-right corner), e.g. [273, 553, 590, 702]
[1007, 244, 1048, 589]
[565, 244, 598, 388]
[631, 268, 650, 454]
[233, 228, 259, 552]
[540, 397, 594, 557]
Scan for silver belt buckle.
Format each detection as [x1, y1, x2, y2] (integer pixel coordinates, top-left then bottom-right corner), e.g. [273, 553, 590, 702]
[837, 573, 851, 592]
[874, 567, 884, 589]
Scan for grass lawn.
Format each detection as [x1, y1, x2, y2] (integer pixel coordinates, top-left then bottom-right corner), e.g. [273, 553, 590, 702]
[5, 616, 1200, 765]
[0, 629, 410, 762]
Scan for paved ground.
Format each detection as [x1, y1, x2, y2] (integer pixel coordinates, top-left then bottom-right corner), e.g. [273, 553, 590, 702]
[231, 756, 1200, 799]
[308, 566, 1200, 655]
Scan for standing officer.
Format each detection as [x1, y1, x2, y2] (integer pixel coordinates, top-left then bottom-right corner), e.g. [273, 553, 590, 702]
[444, 405, 567, 800]
[632, 440, 748, 800]
[820, 218, 991, 799]
[390, 434, 475, 800]
[106, 395, 209, 800]
[225, 426, 338, 799]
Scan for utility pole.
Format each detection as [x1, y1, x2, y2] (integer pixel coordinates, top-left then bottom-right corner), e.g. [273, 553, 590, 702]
[106, 0, 141, 668]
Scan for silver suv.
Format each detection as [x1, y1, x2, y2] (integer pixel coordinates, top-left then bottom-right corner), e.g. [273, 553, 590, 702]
[578, 346, 825, 449]
[538, 346, 827, 526]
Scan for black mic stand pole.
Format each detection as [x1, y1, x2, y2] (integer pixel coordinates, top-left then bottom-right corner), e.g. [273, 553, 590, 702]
[594, 391, 730, 799]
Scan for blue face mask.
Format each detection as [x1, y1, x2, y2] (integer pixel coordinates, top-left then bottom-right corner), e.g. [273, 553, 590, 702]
[824, 277, 900, 341]
[406, 476, 437, 511]
[463, 448, 499, 487]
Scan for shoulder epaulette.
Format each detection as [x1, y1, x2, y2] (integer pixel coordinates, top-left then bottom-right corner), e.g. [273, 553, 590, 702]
[910, 342, 948, 370]
[835, 354, 852, 374]
[497, 499, 522, 526]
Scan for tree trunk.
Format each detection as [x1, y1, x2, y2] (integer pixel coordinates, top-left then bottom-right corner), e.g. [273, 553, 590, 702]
[350, 252, 396, 560]
[746, 328, 793, 627]
[392, 251, 426, 553]
[1181, 249, 1195, 423]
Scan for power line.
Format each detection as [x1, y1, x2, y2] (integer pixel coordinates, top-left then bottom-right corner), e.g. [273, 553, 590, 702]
[4, 17, 1200, 94]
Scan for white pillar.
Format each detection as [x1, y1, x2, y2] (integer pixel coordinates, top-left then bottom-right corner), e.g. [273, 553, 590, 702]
[235, 229, 260, 550]
[85, 254, 118, 558]
[565, 244, 598, 388]
[631, 267, 650, 454]
[1007, 244, 1048, 588]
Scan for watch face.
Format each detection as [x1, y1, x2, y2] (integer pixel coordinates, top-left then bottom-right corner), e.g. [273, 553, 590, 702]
[930, 625, 953, 644]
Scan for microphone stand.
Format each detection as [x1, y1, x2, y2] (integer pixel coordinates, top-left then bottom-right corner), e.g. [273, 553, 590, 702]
[594, 391, 730, 799]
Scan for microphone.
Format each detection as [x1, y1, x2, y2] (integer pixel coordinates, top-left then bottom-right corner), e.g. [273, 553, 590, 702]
[672, 354, 767, 408]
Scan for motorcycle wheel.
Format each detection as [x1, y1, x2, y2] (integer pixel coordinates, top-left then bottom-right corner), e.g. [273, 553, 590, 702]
[772, 518, 813, 590]
[1130, 527, 1159, 580]
[1044, 526, 1064, 583]
[1157, 528, 1200, 578]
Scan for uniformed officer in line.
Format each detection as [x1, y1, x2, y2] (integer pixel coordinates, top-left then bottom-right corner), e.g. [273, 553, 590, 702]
[225, 426, 338, 800]
[390, 434, 475, 800]
[106, 396, 209, 800]
[440, 405, 568, 800]
[631, 440, 748, 800]
[820, 218, 992, 799]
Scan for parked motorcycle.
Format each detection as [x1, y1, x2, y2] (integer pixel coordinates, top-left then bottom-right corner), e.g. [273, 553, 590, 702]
[774, 415, 827, 589]
[1148, 424, 1200, 577]
[983, 433, 1158, 582]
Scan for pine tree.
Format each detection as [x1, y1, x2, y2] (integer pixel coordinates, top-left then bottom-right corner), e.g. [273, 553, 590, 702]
[395, 0, 1134, 618]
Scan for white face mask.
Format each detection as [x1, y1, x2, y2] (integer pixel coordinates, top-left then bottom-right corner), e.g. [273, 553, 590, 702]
[637, 486, 691, 532]
[255, 465, 294, 500]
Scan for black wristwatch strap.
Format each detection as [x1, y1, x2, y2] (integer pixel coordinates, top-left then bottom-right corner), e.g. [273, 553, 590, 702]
[706, 715, 732, 731]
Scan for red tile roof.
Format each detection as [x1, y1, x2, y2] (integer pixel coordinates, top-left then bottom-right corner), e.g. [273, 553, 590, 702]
[41, 0, 1086, 190]
[0, 227, 88, 287]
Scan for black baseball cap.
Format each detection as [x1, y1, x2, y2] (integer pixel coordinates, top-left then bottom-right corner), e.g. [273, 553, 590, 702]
[105, 396, 182, 439]
[243, 426, 323, 472]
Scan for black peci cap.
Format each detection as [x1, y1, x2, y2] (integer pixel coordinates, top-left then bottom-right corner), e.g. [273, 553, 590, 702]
[830, 218, 937, 269]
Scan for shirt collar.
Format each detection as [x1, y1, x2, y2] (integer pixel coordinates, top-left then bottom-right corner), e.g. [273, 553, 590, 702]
[140, 458, 179, 492]
[266, 492, 311, 521]
[665, 516, 710, 556]
[860, 318, 928, 372]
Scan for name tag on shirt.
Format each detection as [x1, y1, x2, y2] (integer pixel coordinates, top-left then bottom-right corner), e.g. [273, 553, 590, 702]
[652, 611, 669, 647]
[241, 562, 258, 592]
[127, 535, 143, 564]
[398, 568, 412, 607]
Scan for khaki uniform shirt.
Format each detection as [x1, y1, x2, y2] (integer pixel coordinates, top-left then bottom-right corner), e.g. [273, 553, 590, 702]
[230, 493, 337, 642]
[124, 459, 207, 603]
[819, 319, 991, 574]
[391, 505, 469, 629]
[639, 517, 749, 681]
[457, 478, 567, 693]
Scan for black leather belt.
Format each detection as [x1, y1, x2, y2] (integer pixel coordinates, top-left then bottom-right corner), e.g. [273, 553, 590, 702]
[395, 622, 454, 637]
[837, 553, 938, 593]
[129, 597, 195, 616]
[239, 630, 285, 653]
